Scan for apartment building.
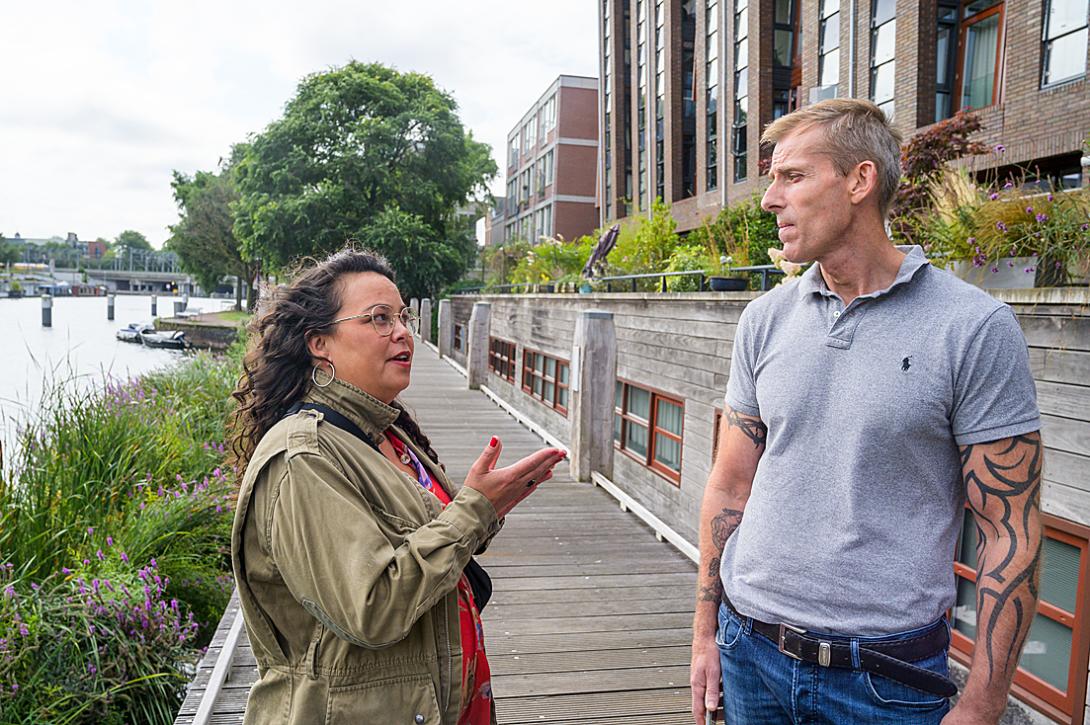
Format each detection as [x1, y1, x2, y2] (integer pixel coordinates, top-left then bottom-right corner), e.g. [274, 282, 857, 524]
[503, 75, 599, 245]
[598, 0, 1090, 232]
[598, 3, 1090, 722]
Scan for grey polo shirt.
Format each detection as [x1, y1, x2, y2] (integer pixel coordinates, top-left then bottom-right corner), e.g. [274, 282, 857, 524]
[720, 245, 1040, 636]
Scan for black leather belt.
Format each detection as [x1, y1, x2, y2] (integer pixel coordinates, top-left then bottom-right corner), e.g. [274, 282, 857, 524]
[721, 594, 958, 698]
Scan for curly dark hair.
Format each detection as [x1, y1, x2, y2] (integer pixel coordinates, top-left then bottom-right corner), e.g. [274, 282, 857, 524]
[228, 246, 440, 477]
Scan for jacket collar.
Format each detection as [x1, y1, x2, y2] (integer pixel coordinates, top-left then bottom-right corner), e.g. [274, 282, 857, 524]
[304, 377, 401, 443]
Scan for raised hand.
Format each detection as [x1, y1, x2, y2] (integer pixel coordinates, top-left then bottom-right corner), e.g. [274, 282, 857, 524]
[463, 436, 567, 518]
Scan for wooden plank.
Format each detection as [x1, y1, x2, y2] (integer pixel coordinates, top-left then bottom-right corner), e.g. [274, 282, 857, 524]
[1035, 380, 1090, 421]
[1041, 413, 1090, 459]
[491, 665, 691, 698]
[1028, 347, 1090, 387]
[495, 689, 691, 724]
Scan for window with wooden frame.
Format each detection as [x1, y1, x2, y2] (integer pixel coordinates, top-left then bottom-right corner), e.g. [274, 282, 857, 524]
[956, 1, 1004, 110]
[453, 323, 464, 351]
[488, 337, 516, 383]
[614, 380, 684, 484]
[521, 349, 569, 415]
[950, 510, 1090, 724]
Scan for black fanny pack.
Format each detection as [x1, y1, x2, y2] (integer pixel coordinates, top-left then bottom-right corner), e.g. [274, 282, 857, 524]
[285, 402, 492, 610]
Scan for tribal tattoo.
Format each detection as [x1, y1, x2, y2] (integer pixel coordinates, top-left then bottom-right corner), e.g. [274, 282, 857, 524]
[698, 508, 744, 602]
[726, 410, 767, 449]
[961, 433, 1043, 685]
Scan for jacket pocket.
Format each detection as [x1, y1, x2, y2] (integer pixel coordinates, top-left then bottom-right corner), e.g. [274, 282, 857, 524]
[326, 672, 441, 724]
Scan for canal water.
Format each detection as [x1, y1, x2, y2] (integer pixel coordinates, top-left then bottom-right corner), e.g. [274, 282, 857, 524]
[1, 294, 230, 462]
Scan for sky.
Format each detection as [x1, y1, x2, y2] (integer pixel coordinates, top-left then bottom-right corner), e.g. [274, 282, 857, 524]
[0, 1, 598, 247]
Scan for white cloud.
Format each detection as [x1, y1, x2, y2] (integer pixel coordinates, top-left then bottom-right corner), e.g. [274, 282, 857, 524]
[0, 0, 597, 246]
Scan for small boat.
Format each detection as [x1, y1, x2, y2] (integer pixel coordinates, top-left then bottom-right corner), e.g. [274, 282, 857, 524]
[139, 329, 189, 350]
[117, 322, 155, 343]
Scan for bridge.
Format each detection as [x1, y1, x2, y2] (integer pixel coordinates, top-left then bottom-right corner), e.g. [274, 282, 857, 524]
[52, 267, 199, 294]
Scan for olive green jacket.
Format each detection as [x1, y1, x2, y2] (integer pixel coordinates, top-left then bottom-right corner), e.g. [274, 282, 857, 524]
[230, 378, 502, 724]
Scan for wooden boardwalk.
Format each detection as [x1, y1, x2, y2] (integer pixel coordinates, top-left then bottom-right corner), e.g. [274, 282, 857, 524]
[176, 344, 697, 724]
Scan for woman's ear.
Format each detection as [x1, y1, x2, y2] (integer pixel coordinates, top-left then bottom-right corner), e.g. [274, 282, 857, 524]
[305, 331, 327, 361]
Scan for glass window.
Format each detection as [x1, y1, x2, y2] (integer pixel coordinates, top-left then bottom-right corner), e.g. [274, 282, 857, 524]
[1043, 0, 1089, 85]
[961, 12, 1000, 107]
[628, 385, 651, 420]
[872, 0, 895, 24]
[625, 420, 649, 457]
[820, 48, 840, 86]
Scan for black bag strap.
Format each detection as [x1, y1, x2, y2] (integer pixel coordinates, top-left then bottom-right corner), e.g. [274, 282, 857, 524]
[283, 401, 492, 610]
[285, 402, 380, 452]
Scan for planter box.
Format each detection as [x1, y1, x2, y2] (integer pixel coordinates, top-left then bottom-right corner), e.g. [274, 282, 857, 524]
[949, 256, 1038, 290]
[708, 276, 748, 292]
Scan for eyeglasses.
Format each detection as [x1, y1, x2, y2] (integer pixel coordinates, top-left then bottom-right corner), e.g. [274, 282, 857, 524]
[331, 304, 419, 336]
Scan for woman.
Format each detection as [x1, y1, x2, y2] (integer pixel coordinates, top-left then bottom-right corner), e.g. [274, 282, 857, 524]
[228, 248, 566, 724]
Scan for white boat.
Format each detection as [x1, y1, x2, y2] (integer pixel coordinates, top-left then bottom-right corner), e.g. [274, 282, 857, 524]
[139, 329, 189, 350]
[116, 322, 155, 343]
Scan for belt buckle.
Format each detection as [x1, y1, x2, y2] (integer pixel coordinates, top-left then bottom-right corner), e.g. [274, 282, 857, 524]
[778, 623, 806, 660]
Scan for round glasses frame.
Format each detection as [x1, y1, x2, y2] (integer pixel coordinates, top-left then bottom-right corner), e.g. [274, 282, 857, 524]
[330, 304, 419, 337]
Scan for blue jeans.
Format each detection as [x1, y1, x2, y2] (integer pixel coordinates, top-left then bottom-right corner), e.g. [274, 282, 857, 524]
[717, 603, 951, 724]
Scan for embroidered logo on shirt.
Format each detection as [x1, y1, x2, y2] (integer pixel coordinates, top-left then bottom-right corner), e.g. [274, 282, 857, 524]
[901, 356, 913, 372]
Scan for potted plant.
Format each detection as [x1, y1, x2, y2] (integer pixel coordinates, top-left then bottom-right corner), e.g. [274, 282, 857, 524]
[705, 221, 750, 291]
[919, 168, 1090, 288]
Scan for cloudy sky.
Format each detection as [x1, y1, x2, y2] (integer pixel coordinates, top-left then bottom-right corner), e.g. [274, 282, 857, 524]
[0, 1, 598, 247]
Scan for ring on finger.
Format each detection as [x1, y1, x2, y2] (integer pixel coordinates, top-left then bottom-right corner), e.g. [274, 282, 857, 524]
[525, 478, 536, 488]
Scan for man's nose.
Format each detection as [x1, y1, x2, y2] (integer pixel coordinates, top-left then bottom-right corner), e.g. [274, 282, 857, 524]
[760, 183, 781, 213]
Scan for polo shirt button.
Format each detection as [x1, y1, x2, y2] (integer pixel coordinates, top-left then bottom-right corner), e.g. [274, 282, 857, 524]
[833, 310, 841, 318]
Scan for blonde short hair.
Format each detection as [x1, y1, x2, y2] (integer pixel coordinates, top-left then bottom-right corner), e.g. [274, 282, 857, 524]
[761, 98, 903, 217]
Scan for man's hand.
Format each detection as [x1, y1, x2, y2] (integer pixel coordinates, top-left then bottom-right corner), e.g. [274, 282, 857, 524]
[690, 641, 721, 724]
[951, 433, 1042, 725]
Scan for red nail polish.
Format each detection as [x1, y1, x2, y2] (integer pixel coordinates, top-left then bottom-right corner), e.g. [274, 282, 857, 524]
[489, 436, 498, 448]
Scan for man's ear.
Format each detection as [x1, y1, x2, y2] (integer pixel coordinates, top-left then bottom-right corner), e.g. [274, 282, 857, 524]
[848, 160, 880, 207]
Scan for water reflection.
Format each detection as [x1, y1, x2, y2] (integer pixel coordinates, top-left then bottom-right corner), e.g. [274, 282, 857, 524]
[1, 295, 231, 458]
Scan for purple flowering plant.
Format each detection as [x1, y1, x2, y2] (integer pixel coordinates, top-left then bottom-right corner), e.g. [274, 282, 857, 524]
[0, 344, 244, 723]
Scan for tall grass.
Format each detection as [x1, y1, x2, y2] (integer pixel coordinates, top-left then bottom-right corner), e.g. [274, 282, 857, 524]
[0, 344, 242, 724]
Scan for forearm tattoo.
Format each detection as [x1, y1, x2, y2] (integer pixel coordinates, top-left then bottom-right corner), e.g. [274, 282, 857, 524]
[961, 434, 1043, 684]
[698, 508, 744, 602]
[727, 410, 767, 449]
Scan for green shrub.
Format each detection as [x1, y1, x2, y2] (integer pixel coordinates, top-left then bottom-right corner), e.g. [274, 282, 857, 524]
[0, 350, 239, 724]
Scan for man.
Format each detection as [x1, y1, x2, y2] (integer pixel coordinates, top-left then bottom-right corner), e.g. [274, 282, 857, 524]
[690, 98, 1042, 725]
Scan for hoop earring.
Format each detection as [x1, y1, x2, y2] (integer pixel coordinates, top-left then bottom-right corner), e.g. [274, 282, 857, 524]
[311, 361, 336, 388]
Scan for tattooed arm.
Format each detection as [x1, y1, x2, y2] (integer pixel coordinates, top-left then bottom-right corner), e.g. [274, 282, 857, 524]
[690, 408, 766, 725]
[944, 433, 1042, 725]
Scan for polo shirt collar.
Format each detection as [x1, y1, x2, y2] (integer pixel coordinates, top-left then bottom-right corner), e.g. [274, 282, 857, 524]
[797, 245, 929, 300]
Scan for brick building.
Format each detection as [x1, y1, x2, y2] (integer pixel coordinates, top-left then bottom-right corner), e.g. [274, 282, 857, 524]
[598, 0, 1090, 233]
[503, 75, 600, 245]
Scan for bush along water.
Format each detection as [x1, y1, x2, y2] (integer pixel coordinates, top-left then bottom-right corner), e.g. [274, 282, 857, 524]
[0, 346, 241, 724]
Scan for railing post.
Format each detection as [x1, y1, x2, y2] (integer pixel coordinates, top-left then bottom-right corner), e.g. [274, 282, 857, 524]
[409, 298, 420, 326]
[606, 282, 613, 292]
[660, 275, 667, 293]
[419, 298, 433, 343]
[699, 273, 706, 291]
[437, 299, 453, 358]
[631, 278, 637, 292]
[466, 301, 491, 390]
[570, 310, 617, 481]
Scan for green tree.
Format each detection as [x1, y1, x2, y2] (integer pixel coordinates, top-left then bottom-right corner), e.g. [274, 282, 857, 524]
[358, 206, 475, 300]
[168, 165, 258, 311]
[233, 61, 496, 288]
[114, 229, 153, 251]
[0, 233, 18, 266]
